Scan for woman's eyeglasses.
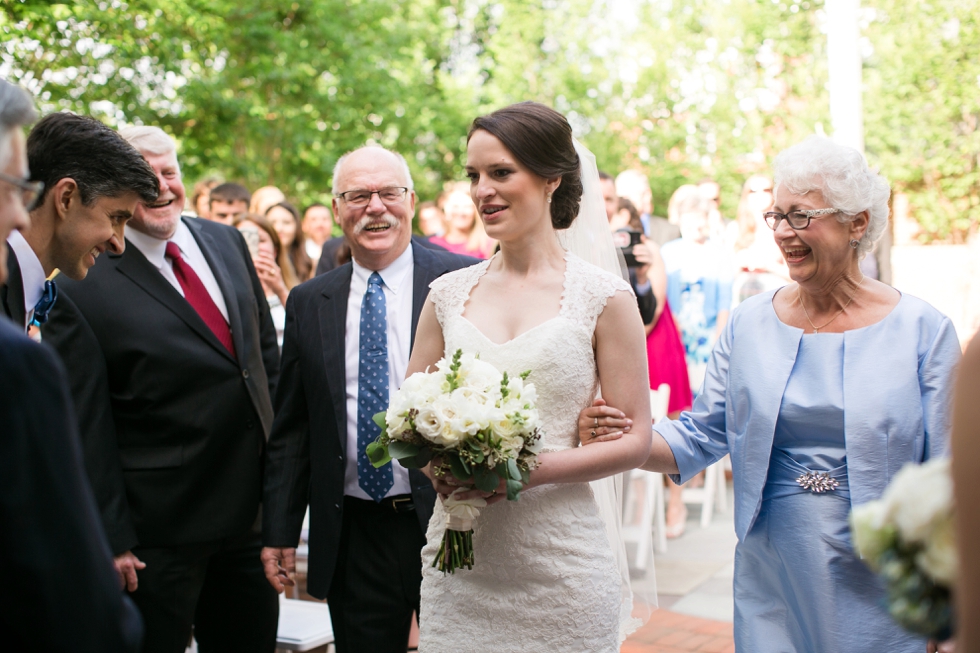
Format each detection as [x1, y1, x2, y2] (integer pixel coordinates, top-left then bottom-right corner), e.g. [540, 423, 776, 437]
[764, 208, 842, 230]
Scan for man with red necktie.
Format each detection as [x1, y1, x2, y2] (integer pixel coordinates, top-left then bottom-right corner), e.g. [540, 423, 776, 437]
[43, 125, 281, 653]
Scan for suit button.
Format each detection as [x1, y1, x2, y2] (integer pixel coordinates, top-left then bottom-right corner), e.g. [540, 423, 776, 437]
[337, 455, 343, 461]
[242, 369, 250, 379]
[335, 503, 341, 510]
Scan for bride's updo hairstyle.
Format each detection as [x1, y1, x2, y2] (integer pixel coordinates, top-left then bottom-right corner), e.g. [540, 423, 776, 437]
[468, 101, 583, 230]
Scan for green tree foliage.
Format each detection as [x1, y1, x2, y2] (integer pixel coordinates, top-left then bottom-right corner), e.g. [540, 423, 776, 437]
[863, 0, 980, 242]
[1, 0, 977, 238]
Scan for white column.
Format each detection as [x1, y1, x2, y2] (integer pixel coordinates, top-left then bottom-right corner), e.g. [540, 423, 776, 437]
[825, 0, 864, 153]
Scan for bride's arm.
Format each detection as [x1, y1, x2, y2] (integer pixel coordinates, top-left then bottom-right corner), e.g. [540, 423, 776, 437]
[526, 290, 652, 487]
[406, 298, 444, 377]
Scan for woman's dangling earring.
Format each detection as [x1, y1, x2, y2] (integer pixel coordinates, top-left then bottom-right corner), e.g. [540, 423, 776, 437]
[849, 238, 860, 249]
[546, 193, 552, 204]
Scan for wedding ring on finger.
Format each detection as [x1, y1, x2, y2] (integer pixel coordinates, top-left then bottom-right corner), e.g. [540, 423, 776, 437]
[594, 417, 599, 428]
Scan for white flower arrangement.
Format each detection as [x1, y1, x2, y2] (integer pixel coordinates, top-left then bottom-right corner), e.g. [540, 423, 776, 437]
[367, 349, 543, 573]
[850, 458, 956, 640]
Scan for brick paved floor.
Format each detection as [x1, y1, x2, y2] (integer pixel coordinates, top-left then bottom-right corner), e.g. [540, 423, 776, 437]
[622, 609, 735, 653]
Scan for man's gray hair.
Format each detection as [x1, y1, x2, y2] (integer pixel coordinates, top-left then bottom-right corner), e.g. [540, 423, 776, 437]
[773, 136, 890, 258]
[331, 146, 414, 195]
[0, 78, 38, 170]
[119, 125, 177, 159]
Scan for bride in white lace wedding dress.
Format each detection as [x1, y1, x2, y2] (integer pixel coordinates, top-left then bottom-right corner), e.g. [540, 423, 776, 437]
[406, 102, 653, 652]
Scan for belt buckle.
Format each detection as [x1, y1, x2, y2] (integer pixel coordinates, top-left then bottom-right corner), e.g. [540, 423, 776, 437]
[796, 470, 840, 494]
[390, 496, 412, 512]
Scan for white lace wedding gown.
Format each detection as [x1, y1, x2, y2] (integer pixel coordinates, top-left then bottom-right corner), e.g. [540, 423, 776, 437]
[418, 251, 637, 653]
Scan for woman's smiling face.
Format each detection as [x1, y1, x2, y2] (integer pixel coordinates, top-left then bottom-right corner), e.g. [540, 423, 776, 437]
[771, 186, 863, 286]
[465, 129, 557, 243]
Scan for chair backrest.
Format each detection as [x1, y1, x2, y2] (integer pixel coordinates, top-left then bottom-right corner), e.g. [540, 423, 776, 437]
[649, 384, 671, 423]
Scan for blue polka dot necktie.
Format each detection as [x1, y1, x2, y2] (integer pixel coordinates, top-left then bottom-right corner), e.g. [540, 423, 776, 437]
[357, 272, 394, 501]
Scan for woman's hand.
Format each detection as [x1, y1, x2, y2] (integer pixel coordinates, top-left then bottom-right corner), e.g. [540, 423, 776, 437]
[578, 398, 633, 446]
[452, 476, 509, 506]
[253, 251, 289, 305]
[424, 459, 473, 499]
[926, 639, 955, 653]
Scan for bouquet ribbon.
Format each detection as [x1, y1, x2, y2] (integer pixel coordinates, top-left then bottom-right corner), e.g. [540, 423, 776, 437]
[443, 490, 487, 532]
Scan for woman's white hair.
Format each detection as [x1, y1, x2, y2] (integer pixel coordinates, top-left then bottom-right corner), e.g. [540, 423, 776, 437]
[772, 136, 890, 257]
[119, 125, 177, 159]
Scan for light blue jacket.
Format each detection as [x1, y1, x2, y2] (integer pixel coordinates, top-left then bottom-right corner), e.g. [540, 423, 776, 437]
[654, 289, 961, 541]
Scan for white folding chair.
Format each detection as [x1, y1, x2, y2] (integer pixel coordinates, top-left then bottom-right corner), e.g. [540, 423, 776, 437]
[276, 596, 335, 652]
[681, 456, 728, 527]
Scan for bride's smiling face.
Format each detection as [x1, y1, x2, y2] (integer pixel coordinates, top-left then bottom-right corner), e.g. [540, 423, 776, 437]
[465, 129, 558, 242]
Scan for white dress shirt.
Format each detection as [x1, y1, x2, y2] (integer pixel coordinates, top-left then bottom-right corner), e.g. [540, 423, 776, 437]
[126, 219, 230, 323]
[344, 243, 414, 499]
[6, 229, 45, 330]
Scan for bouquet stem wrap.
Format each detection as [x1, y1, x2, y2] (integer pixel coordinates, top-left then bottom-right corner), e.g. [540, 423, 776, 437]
[434, 490, 487, 573]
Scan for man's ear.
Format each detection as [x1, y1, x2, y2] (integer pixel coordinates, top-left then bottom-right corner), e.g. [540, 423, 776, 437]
[50, 178, 80, 221]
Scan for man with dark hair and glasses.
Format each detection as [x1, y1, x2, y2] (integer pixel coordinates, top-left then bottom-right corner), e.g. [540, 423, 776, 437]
[0, 78, 144, 652]
[261, 146, 476, 653]
[1, 111, 158, 331]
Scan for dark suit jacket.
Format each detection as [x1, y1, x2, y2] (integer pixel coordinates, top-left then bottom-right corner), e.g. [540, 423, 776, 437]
[315, 234, 447, 276]
[263, 243, 477, 599]
[1, 243, 27, 330]
[43, 216, 280, 554]
[0, 317, 143, 652]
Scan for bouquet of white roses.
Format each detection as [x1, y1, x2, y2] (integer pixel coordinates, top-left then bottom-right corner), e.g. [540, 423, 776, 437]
[850, 458, 957, 640]
[366, 349, 543, 573]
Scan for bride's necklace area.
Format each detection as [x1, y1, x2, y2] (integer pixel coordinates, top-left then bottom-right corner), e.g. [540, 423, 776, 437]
[797, 276, 865, 333]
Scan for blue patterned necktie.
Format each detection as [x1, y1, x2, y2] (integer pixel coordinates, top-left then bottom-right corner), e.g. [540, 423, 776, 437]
[357, 272, 394, 501]
[29, 279, 58, 328]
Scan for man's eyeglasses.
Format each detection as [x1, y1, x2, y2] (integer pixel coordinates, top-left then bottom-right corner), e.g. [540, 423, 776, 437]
[337, 187, 409, 208]
[0, 172, 44, 211]
[764, 208, 841, 230]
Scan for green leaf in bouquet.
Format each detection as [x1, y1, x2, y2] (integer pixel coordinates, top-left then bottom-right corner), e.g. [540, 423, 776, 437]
[506, 478, 523, 501]
[473, 468, 500, 493]
[506, 458, 521, 481]
[372, 411, 387, 431]
[388, 440, 421, 460]
[520, 468, 530, 485]
[365, 441, 391, 468]
[467, 441, 486, 464]
[448, 453, 472, 481]
[397, 447, 433, 469]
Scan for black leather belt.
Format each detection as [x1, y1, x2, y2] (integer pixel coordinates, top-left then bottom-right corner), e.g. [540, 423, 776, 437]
[346, 494, 415, 514]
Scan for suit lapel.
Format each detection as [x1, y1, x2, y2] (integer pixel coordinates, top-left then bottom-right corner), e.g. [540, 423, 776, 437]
[185, 218, 244, 362]
[410, 244, 452, 350]
[318, 264, 353, 456]
[1, 245, 26, 330]
[115, 238, 233, 361]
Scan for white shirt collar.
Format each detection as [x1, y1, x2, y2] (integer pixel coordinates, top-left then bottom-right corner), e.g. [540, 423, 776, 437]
[351, 242, 414, 295]
[6, 229, 46, 315]
[125, 217, 193, 269]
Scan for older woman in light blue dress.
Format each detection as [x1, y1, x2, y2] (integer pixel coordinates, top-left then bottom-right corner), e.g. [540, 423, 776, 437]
[588, 137, 961, 652]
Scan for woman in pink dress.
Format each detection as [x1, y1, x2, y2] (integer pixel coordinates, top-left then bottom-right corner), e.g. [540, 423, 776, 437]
[428, 186, 496, 258]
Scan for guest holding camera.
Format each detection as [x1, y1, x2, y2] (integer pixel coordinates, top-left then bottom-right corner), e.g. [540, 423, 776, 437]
[235, 213, 295, 348]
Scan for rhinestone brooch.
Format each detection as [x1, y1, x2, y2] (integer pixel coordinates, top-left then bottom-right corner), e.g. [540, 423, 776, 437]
[796, 471, 840, 493]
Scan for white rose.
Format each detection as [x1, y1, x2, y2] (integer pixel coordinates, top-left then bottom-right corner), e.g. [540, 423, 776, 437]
[916, 512, 958, 585]
[849, 499, 895, 566]
[458, 355, 503, 391]
[885, 459, 952, 544]
[415, 403, 447, 443]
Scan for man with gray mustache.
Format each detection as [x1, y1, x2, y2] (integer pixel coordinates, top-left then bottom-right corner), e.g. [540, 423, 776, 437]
[261, 146, 477, 653]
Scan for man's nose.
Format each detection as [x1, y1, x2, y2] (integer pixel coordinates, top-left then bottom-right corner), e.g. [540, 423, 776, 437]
[107, 221, 127, 254]
[365, 191, 387, 213]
